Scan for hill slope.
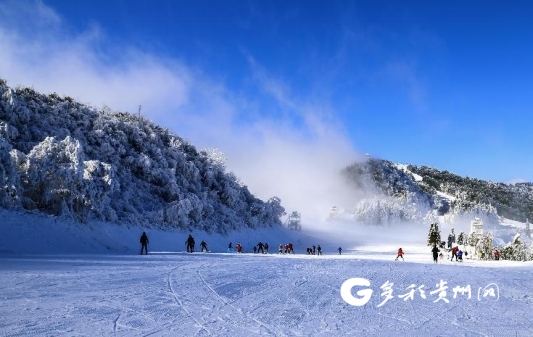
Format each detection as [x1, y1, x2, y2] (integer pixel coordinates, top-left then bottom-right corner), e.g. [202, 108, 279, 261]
[341, 158, 533, 226]
[0, 80, 284, 233]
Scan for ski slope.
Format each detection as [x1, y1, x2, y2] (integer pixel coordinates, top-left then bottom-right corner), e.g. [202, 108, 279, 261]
[1, 251, 532, 336]
[1, 209, 532, 336]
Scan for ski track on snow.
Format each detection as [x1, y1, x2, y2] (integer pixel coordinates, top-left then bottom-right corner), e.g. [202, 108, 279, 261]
[196, 263, 287, 337]
[1, 253, 533, 336]
[166, 264, 214, 337]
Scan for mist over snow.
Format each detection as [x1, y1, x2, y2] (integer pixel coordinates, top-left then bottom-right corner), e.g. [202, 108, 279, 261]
[0, 0, 368, 236]
[222, 121, 364, 230]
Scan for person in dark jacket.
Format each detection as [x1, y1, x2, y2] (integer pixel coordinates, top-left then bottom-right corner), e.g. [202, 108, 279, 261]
[432, 244, 440, 263]
[200, 240, 209, 252]
[228, 242, 232, 253]
[140, 232, 149, 255]
[257, 242, 264, 254]
[185, 235, 195, 253]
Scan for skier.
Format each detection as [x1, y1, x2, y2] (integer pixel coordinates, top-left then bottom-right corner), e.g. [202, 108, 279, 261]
[317, 245, 322, 256]
[278, 244, 283, 254]
[253, 245, 257, 254]
[140, 232, 149, 255]
[200, 240, 209, 252]
[451, 246, 459, 261]
[185, 235, 195, 253]
[338, 247, 342, 255]
[457, 249, 463, 262]
[312, 245, 316, 255]
[395, 248, 404, 261]
[228, 242, 232, 253]
[257, 242, 264, 254]
[494, 250, 500, 260]
[432, 244, 440, 263]
[288, 243, 294, 254]
[264, 243, 269, 254]
[236, 243, 242, 253]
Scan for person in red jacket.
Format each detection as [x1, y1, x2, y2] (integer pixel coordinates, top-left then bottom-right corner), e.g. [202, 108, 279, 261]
[494, 250, 500, 260]
[236, 243, 243, 253]
[395, 248, 404, 261]
[451, 246, 459, 261]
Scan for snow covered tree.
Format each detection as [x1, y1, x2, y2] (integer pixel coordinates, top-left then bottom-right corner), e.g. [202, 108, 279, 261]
[20, 136, 87, 219]
[478, 233, 493, 260]
[427, 222, 441, 246]
[447, 227, 456, 248]
[467, 232, 478, 249]
[0, 136, 20, 208]
[0, 82, 287, 232]
[457, 232, 465, 249]
[498, 234, 531, 261]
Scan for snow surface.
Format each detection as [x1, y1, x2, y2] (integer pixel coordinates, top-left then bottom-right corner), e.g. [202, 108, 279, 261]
[396, 163, 423, 182]
[436, 190, 457, 202]
[1, 209, 533, 336]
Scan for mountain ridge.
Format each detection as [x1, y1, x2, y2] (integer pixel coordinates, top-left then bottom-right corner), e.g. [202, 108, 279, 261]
[341, 157, 532, 225]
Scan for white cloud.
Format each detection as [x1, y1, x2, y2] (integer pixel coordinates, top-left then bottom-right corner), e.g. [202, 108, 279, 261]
[0, 0, 189, 116]
[0, 0, 364, 227]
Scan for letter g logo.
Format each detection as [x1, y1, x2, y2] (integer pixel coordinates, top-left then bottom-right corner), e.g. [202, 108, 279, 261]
[340, 278, 373, 306]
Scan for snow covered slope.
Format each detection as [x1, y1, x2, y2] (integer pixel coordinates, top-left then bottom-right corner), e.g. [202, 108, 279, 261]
[2, 209, 532, 336]
[1, 251, 531, 336]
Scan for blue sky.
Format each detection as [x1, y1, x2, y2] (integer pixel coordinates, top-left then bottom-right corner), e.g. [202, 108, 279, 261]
[1, 0, 533, 189]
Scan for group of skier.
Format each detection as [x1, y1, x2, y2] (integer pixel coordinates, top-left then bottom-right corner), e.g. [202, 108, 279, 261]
[253, 242, 269, 254]
[139, 234, 333, 257]
[140, 232, 504, 265]
[305, 245, 322, 255]
[280, 243, 295, 254]
[139, 233, 212, 255]
[185, 235, 210, 252]
[227, 242, 243, 253]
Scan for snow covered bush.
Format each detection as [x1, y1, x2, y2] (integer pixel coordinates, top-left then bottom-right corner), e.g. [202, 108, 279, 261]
[0, 82, 285, 232]
[497, 234, 532, 261]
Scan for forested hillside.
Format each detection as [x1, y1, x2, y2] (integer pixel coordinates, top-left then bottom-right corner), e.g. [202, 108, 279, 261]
[407, 165, 533, 222]
[0, 80, 284, 233]
[342, 158, 532, 225]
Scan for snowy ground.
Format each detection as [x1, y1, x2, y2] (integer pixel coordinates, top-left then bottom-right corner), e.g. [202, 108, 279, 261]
[1, 210, 533, 336]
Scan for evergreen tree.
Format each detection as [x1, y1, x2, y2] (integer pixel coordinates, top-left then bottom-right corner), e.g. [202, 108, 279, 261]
[498, 234, 532, 261]
[447, 227, 456, 248]
[457, 232, 465, 249]
[467, 232, 479, 256]
[427, 222, 441, 246]
[478, 233, 493, 260]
